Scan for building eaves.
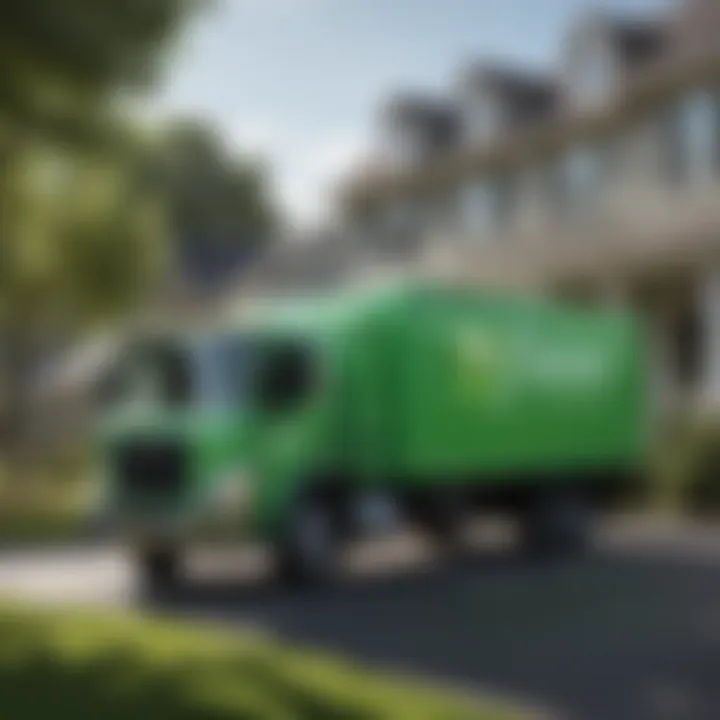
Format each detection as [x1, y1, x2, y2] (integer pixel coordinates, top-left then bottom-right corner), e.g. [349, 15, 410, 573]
[342, 49, 720, 212]
[458, 62, 559, 127]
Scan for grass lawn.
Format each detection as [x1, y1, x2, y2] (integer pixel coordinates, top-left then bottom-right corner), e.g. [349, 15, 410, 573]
[0, 603, 516, 719]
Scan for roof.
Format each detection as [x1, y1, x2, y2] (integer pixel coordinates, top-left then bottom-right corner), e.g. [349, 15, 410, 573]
[339, 8, 684, 209]
[607, 16, 669, 69]
[380, 92, 461, 155]
[342, 45, 720, 211]
[457, 63, 559, 128]
[565, 10, 670, 67]
[459, 63, 557, 102]
[381, 93, 457, 125]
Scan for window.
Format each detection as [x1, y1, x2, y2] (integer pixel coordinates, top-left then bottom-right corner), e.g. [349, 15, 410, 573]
[386, 200, 419, 234]
[460, 175, 515, 240]
[108, 339, 196, 408]
[662, 91, 720, 184]
[568, 36, 615, 108]
[561, 145, 604, 219]
[464, 95, 500, 144]
[460, 179, 494, 238]
[494, 175, 516, 230]
[422, 191, 457, 241]
[197, 336, 257, 407]
[254, 342, 317, 412]
[537, 156, 566, 220]
[378, 199, 425, 254]
[518, 163, 559, 225]
[682, 91, 717, 182]
[381, 121, 424, 169]
[106, 335, 265, 410]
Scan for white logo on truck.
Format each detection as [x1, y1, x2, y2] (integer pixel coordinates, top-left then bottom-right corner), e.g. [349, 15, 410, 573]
[452, 326, 615, 399]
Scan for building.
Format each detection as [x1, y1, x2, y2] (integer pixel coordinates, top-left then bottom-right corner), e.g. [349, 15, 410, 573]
[340, 0, 720, 419]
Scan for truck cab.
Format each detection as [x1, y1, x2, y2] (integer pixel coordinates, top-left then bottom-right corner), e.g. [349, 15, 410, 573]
[98, 323, 338, 587]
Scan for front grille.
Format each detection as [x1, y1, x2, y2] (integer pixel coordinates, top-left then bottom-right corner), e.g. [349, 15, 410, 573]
[113, 440, 188, 504]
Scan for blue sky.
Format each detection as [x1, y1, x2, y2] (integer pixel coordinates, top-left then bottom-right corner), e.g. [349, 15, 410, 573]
[156, 0, 672, 227]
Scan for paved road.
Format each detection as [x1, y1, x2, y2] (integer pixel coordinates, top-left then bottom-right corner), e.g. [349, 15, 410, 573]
[1, 518, 720, 720]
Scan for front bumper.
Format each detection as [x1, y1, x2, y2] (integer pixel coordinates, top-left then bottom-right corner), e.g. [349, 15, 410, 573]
[114, 477, 255, 547]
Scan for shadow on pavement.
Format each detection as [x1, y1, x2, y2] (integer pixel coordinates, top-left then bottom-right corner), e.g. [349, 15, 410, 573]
[141, 546, 720, 720]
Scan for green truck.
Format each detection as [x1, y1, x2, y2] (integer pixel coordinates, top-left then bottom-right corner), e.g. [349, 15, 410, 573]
[97, 278, 647, 586]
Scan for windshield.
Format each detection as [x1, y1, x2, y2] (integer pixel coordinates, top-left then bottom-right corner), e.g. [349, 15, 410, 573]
[107, 335, 256, 410]
[109, 339, 195, 408]
[196, 335, 255, 407]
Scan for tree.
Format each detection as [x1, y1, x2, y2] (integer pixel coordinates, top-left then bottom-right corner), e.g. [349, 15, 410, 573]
[155, 119, 279, 290]
[0, 1, 208, 462]
[0, 141, 168, 457]
[0, 1, 207, 140]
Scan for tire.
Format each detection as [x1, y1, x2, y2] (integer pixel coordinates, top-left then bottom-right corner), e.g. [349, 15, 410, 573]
[136, 545, 182, 593]
[416, 489, 466, 553]
[276, 498, 342, 588]
[521, 494, 595, 559]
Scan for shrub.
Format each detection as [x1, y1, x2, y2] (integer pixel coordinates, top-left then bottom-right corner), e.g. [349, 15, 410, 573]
[648, 414, 720, 514]
[0, 604, 512, 720]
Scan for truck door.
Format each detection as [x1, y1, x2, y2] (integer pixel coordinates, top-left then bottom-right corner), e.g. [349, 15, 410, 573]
[250, 339, 330, 529]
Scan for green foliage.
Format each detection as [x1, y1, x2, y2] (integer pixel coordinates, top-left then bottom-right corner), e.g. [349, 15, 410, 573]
[0, 141, 167, 325]
[0, 510, 86, 546]
[0, 137, 168, 460]
[156, 118, 279, 249]
[0, 1, 209, 458]
[0, 0, 210, 322]
[0, 605, 508, 720]
[0, 440, 92, 545]
[648, 415, 720, 514]
[0, 1, 207, 139]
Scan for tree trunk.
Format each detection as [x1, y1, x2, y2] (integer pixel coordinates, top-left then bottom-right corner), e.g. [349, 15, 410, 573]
[0, 321, 41, 480]
[0, 128, 42, 482]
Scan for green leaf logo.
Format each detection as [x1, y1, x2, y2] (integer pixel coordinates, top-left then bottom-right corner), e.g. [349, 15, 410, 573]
[454, 328, 504, 400]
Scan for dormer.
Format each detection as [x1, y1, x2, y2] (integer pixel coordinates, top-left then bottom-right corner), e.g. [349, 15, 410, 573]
[562, 11, 667, 110]
[454, 63, 557, 146]
[376, 93, 460, 171]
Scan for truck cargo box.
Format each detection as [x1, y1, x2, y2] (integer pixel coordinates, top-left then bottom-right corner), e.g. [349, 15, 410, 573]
[343, 281, 646, 486]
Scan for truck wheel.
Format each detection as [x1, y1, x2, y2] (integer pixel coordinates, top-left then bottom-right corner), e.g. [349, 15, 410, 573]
[276, 498, 341, 588]
[136, 546, 182, 593]
[521, 495, 594, 559]
[421, 491, 466, 552]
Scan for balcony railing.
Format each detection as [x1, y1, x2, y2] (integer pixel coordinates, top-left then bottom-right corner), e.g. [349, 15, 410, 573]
[419, 182, 720, 288]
